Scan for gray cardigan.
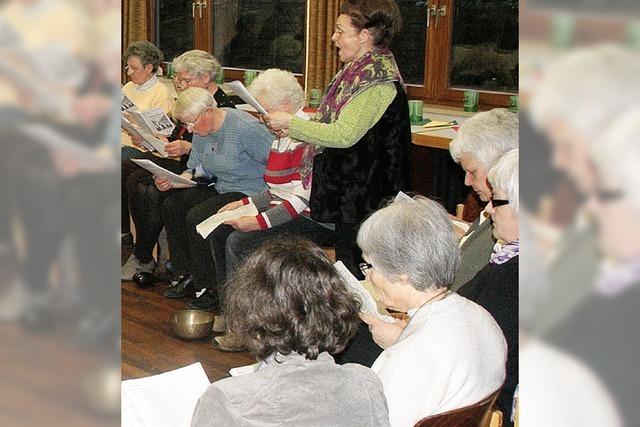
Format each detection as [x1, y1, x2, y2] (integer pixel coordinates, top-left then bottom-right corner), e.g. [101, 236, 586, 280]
[191, 352, 391, 427]
[451, 217, 495, 292]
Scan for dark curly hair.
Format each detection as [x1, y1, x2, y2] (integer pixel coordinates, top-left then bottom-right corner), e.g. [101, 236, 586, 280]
[341, 0, 403, 46]
[224, 236, 361, 361]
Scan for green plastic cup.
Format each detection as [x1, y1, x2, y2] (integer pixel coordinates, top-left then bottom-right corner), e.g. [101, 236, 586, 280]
[509, 95, 519, 113]
[408, 100, 424, 124]
[308, 88, 322, 108]
[244, 70, 258, 87]
[215, 67, 225, 85]
[463, 90, 479, 112]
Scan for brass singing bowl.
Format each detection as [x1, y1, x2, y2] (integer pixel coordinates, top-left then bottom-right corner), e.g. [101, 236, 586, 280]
[170, 310, 216, 340]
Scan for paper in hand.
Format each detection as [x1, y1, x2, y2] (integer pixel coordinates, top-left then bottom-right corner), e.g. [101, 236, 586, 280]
[196, 202, 259, 239]
[131, 159, 196, 187]
[333, 261, 395, 323]
[225, 80, 268, 115]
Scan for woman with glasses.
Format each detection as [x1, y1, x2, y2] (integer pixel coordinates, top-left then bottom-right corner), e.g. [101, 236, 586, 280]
[155, 87, 272, 301]
[122, 50, 235, 281]
[357, 195, 506, 426]
[457, 149, 519, 425]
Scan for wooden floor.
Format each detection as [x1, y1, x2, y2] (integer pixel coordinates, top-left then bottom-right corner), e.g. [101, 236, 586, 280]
[121, 280, 255, 382]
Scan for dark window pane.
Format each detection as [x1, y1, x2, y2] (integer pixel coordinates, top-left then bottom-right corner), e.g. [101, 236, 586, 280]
[212, 0, 306, 74]
[391, 0, 428, 86]
[450, 0, 518, 93]
[156, 0, 195, 62]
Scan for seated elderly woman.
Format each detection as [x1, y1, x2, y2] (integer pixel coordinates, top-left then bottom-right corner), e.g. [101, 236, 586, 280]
[458, 149, 519, 425]
[157, 87, 272, 301]
[199, 69, 335, 334]
[121, 40, 174, 161]
[358, 195, 506, 426]
[190, 237, 390, 427]
[121, 50, 234, 280]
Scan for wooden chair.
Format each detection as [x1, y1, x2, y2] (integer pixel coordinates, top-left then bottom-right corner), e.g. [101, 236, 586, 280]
[413, 389, 501, 427]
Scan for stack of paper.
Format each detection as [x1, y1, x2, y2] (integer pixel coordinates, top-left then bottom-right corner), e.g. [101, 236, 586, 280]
[122, 363, 211, 427]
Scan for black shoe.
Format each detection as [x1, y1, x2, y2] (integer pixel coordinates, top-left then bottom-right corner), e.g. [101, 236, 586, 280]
[121, 233, 134, 247]
[187, 289, 220, 311]
[132, 271, 157, 288]
[163, 275, 194, 299]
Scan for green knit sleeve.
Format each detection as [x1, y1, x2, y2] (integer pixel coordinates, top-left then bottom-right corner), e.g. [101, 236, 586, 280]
[289, 83, 397, 148]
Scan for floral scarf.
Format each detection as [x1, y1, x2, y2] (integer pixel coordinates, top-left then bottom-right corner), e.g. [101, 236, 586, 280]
[490, 240, 519, 265]
[595, 257, 640, 297]
[299, 47, 404, 188]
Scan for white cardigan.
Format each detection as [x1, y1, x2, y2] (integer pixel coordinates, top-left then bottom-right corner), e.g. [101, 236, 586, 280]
[371, 293, 507, 427]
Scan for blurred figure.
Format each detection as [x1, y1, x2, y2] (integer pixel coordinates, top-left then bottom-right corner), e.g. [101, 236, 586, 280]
[458, 149, 519, 424]
[191, 238, 390, 427]
[358, 196, 506, 426]
[546, 109, 640, 423]
[528, 45, 640, 334]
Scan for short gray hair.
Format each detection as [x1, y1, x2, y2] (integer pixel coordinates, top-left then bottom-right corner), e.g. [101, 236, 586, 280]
[123, 40, 163, 71]
[357, 196, 460, 290]
[449, 108, 519, 169]
[591, 108, 640, 212]
[529, 45, 640, 144]
[172, 87, 217, 122]
[488, 149, 519, 213]
[248, 69, 305, 112]
[172, 49, 221, 81]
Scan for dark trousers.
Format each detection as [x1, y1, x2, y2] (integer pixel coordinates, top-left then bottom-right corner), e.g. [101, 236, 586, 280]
[121, 152, 184, 235]
[162, 187, 245, 290]
[223, 216, 337, 283]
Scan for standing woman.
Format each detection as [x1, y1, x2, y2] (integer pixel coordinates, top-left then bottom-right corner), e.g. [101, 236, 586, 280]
[265, 0, 411, 276]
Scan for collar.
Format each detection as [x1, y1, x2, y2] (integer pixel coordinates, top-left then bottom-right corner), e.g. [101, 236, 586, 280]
[134, 74, 159, 93]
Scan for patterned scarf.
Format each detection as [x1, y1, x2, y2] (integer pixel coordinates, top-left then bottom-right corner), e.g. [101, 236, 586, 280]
[299, 46, 404, 189]
[490, 240, 519, 265]
[595, 257, 640, 297]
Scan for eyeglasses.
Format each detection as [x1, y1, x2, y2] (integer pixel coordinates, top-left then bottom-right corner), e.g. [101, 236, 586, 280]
[492, 199, 510, 207]
[185, 113, 202, 131]
[359, 262, 373, 276]
[173, 74, 196, 86]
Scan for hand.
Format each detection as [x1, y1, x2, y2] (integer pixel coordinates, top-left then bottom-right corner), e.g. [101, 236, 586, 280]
[224, 216, 260, 232]
[360, 312, 407, 349]
[264, 111, 293, 132]
[131, 134, 144, 147]
[164, 139, 191, 157]
[154, 177, 173, 192]
[218, 200, 244, 213]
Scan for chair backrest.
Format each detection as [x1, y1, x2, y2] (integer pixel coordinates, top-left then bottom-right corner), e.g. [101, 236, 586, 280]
[413, 389, 500, 427]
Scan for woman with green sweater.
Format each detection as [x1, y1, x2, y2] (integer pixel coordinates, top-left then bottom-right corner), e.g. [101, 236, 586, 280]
[265, 0, 411, 276]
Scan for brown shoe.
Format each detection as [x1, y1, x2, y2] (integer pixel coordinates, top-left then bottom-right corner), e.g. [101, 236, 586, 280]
[212, 333, 245, 352]
[212, 315, 227, 333]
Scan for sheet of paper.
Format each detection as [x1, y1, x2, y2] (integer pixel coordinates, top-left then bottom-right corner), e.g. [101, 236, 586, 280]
[229, 362, 262, 377]
[225, 80, 268, 115]
[122, 362, 211, 427]
[196, 203, 259, 239]
[129, 108, 175, 136]
[131, 159, 196, 187]
[333, 261, 395, 323]
[451, 219, 471, 234]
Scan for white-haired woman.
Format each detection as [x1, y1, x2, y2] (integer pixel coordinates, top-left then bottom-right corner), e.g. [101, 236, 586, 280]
[188, 69, 336, 321]
[359, 195, 506, 426]
[156, 87, 272, 302]
[121, 50, 235, 280]
[546, 109, 640, 423]
[458, 149, 519, 425]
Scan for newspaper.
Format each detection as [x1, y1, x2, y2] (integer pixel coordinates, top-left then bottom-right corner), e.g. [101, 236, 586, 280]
[131, 159, 196, 187]
[121, 92, 137, 112]
[128, 108, 175, 136]
[121, 117, 168, 157]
